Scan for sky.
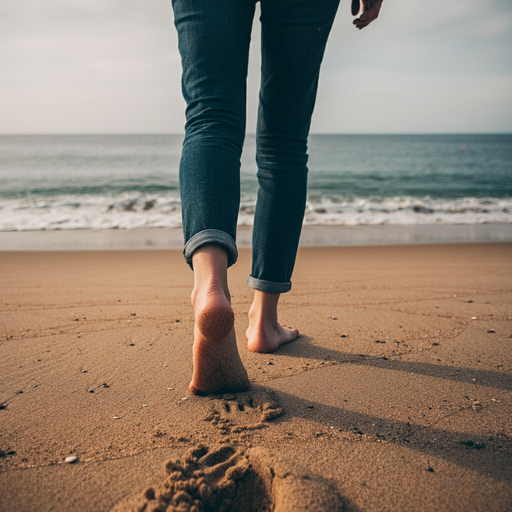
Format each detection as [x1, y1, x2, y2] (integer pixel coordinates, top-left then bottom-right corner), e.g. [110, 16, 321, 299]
[1, 0, 511, 134]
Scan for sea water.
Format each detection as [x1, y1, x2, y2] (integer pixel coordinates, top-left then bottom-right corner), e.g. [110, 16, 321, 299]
[0, 133, 511, 232]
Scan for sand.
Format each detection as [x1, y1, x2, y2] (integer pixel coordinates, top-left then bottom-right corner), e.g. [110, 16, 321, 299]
[0, 243, 511, 511]
[2, 223, 512, 251]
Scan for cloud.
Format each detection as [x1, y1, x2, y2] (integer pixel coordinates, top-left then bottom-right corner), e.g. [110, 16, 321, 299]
[1, 0, 180, 86]
[312, 71, 512, 133]
[1, 0, 511, 133]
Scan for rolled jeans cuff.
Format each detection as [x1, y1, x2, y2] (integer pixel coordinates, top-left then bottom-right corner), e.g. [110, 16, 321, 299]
[247, 276, 292, 294]
[184, 229, 238, 269]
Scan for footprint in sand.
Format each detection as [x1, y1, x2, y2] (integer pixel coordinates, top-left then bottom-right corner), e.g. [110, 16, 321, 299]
[113, 444, 344, 512]
[203, 389, 283, 436]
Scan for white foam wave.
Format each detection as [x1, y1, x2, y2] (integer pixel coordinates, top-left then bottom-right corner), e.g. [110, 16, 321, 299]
[0, 193, 182, 231]
[303, 196, 512, 226]
[0, 194, 511, 231]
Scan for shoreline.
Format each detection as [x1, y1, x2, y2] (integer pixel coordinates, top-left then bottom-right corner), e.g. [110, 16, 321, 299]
[1, 223, 511, 251]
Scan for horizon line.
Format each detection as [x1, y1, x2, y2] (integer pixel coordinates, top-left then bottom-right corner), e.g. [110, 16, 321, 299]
[1, 131, 511, 137]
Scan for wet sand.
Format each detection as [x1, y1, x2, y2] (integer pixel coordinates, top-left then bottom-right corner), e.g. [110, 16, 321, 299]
[2, 223, 512, 251]
[0, 244, 511, 511]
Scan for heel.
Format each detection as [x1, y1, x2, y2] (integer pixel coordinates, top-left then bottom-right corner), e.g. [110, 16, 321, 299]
[197, 306, 235, 341]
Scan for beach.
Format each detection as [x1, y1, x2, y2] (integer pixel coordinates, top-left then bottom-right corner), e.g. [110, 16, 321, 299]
[1, 241, 511, 511]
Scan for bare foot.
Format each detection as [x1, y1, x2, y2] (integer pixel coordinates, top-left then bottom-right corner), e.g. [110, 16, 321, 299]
[189, 282, 250, 395]
[246, 320, 298, 353]
[246, 291, 299, 353]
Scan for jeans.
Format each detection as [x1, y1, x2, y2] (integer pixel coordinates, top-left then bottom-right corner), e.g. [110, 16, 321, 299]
[172, 0, 340, 293]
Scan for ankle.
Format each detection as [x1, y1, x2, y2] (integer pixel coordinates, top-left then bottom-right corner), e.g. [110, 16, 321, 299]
[248, 291, 279, 328]
[191, 278, 231, 309]
[190, 245, 231, 308]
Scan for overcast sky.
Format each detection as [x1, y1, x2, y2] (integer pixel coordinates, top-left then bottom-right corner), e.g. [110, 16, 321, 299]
[1, 0, 511, 134]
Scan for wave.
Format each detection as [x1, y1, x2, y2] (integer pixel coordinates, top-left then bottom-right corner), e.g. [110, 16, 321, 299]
[0, 193, 511, 231]
[301, 196, 512, 226]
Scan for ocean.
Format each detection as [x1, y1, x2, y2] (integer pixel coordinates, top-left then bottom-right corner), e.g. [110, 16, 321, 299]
[1, 134, 511, 232]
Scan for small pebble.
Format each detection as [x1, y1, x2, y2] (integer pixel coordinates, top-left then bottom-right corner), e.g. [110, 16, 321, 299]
[65, 456, 78, 464]
[167, 387, 174, 391]
[486, 329, 496, 333]
[181, 397, 188, 401]
[127, 320, 131, 323]
[142, 404, 147, 407]
[113, 416, 120, 419]
[471, 317, 478, 320]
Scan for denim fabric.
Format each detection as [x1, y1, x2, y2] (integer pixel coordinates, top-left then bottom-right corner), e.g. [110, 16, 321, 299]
[172, 0, 340, 292]
[184, 229, 238, 269]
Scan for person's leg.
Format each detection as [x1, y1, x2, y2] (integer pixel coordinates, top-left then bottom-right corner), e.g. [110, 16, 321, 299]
[246, 290, 298, 353]
[172, 0, 255, 392]
[246, 0, 340, 352]
[173, 0, 256, 268]
[190, 245, 249, 394]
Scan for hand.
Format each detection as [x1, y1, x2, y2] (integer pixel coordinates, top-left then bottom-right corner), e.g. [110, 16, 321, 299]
[352, 0, 383, 30]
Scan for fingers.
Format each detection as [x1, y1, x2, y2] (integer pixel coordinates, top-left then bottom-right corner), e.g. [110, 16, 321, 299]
[353, 0, 383, 30]
[351, 0, 361, 16]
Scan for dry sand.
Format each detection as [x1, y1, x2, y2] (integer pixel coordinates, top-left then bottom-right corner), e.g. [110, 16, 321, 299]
[0, 243, 511, 511]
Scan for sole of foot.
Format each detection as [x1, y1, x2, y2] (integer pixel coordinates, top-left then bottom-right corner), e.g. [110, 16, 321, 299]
[197, 305, 234, 342]
[190, 310, 250, 395]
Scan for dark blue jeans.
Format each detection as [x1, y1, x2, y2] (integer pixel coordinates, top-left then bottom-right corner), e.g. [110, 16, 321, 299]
[173, 0, 340, 293]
